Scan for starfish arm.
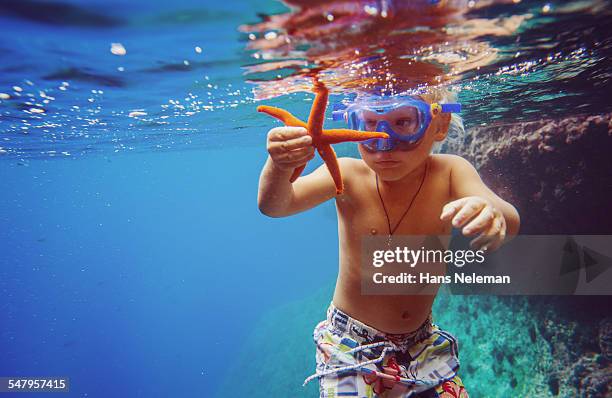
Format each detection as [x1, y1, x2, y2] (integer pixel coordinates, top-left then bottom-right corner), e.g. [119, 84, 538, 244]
[306, 82, 328, 139]
[257, 105, 307, 128]
[317, 143, 343, 194]
[320, 129, 389, 144]
[289, 164, 306, 182]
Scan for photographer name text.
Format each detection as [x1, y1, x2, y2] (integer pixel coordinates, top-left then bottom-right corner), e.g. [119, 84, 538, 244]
[373, 272, 511, 284]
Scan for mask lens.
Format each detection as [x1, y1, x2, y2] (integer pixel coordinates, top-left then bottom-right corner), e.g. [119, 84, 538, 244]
[355, 106, 422, 137]
[361, 138, 380, 152]
[360, 110, 382, 132]
[386, 106, 421, 136]
[394, 140, 422, 151]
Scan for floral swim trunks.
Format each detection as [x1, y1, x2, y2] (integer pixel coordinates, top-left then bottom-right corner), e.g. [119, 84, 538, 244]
[303, 302, 468, 398]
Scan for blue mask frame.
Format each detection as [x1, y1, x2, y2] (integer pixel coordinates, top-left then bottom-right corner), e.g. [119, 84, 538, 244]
[333, 96, 461, 152]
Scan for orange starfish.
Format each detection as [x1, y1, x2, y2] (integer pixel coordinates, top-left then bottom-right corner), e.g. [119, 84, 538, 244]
[257, 79, 388, 194]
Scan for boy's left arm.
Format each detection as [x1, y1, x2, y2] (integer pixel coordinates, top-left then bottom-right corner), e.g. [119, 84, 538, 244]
[441, 155, 520, 251]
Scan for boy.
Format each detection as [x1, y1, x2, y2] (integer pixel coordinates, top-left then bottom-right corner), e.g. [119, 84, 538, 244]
[257, 90, 520, 397]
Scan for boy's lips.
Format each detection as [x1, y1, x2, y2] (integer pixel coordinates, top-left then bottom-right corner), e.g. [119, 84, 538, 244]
[375, 160, 401, 168]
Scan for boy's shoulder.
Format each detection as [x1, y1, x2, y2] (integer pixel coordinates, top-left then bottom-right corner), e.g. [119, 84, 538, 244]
[430, 153, 474, 171]
[431, 154, 481, 189]
[430, 153, 467, 163]
[337, 157, 371, 176]
[336, 157, 373, 194]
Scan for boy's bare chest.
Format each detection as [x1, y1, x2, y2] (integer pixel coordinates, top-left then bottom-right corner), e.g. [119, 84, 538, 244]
[338, 180, 452, 238]
[350, 202, 449, 237]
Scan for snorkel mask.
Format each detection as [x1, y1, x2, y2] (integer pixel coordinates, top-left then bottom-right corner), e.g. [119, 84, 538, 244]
[333, 95, 461, 152]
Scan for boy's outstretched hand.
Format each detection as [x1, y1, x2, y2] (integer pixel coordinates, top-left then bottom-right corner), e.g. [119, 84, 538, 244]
[267, 126, 315, 171]
[440, 196, 507, 251]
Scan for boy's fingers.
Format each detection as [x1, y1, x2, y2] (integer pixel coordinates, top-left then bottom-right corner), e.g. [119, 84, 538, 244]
[462, 206, 495, 235]
[486, 218, 507, 251]
[276, 153, 315, 169]
[282, 160, 313, 170]
[440, 205, 458, 221]
[440, 198, 469, 220]
[277, 146, 314, 162]
[470, 230, 496, 250]
[268, 126, 308, 142]
[268, 134, 312, 156]
[279, 134, 313, 152]
[490, 219, 507, 251]
[499, 218, 507, 242]
[452, 199, 485, 228]
[470, 216, 504, 250]
[472, 232, 502, 251]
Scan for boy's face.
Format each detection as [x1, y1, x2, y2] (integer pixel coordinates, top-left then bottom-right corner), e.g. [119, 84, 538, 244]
[357, 108, 450, 181]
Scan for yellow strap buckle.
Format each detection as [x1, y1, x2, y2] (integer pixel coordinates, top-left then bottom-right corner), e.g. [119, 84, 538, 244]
[430, 103, 442, 116]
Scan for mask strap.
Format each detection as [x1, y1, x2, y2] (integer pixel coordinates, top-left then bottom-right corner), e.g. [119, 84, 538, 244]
[430, 103, 461, 116]
[441, 103, 462, 113]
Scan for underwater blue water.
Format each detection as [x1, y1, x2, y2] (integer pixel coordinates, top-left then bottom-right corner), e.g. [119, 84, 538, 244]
[0, 1, 336, 397]
[1, 148, 339, 397]
[1, 0, 611, 397]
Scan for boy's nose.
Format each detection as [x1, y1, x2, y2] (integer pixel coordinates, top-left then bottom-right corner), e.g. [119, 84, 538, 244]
[374, 151, 397, 161]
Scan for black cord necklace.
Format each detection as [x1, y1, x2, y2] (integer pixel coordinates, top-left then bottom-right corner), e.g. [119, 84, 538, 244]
[376, 159, 429, 238]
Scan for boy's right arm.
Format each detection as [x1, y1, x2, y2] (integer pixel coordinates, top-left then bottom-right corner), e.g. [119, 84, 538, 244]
[258, 126, 338, 217]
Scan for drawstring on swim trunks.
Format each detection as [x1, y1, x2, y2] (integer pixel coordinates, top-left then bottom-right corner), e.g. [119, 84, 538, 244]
[303, 339, 428, 391]
[363, 355, 402, 394]
[303, 340, 395, 386]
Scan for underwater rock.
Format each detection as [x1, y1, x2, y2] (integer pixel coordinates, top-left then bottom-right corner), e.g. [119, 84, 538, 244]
[569, 353, 612, 398]
[547, 374, 559, 396]
[449, 113, 612, 234]
[599, 318, 612, 361]
[449, 114, 612, 395]
[523, 296, 612, 397]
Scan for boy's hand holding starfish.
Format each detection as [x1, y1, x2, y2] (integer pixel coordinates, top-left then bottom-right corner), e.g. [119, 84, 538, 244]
[258, 78, 388, 195]
[266, 126, 314, 173]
